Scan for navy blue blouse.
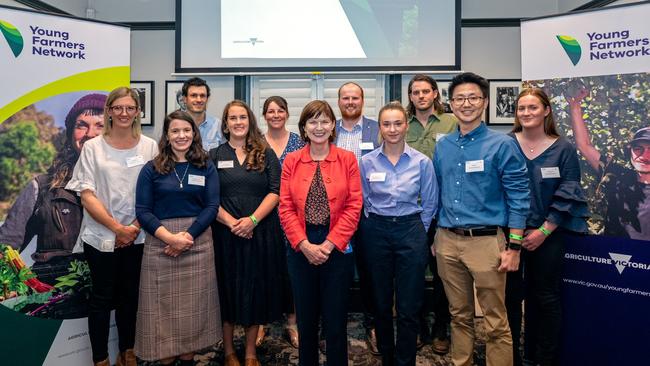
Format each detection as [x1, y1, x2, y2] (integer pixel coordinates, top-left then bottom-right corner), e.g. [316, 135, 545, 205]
[509, 134, 589, 233]
[136, 160, 219, 239]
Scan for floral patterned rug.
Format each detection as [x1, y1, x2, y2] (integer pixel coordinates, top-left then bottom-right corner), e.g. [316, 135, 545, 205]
[139, 314, 489, 366]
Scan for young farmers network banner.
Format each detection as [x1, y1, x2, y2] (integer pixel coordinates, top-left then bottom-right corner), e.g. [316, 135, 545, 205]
[0, 6, 129, 366]
[521, 2, 650, 365]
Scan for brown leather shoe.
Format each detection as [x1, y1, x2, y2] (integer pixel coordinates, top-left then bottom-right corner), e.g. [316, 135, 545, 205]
[115, 351, 125, 366]
[286, 324, 299, 349]
[366, 328, 380, 356]
[244, 358, 261, 366]
[124, 349, 136, 366]
[225, 353, 241, 366]
[432, 337, 450, 354]
[115, 348, 137, 366]
[255, 325, 266, 347]
[94, 358, 109, 366]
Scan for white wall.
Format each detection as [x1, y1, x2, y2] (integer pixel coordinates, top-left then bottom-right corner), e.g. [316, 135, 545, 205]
[129, 30, 234, 140]
[462, 0, 559, 18]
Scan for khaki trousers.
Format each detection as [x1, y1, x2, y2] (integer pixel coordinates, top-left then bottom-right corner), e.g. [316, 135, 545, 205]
[434, 228, 513, 366]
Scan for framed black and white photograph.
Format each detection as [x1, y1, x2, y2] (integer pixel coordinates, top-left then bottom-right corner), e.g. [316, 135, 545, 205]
[488, 80, 521, 125]
[165, 80, 187, 115]
[437, 81, 452, 113]
[131, 81, 154, 126]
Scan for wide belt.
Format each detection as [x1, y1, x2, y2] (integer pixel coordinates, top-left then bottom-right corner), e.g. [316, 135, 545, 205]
[443, 226, 498, 237]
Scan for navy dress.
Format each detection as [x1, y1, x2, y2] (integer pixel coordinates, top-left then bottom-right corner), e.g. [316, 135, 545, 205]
[210, 144, 290, 326]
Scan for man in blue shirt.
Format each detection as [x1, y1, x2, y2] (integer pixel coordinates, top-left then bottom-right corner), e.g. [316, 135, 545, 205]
[433, 72, 529, 366]
[334, 81, 380, 354]
[181, 77, 223, 152]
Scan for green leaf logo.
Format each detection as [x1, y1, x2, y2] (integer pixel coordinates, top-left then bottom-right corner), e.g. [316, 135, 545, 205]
[556, 35, 581, 66]
[0, 20, 23, 57]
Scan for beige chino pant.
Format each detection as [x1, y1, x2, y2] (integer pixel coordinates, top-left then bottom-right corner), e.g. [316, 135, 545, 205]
[434, 227, 513, 366]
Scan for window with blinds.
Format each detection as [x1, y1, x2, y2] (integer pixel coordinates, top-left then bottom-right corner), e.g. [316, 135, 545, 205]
[251, 74, 386, 133]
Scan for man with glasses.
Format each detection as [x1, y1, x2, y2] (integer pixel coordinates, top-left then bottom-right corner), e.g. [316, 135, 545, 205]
[433, 72, 529, 366]
[181, 77, 222, 151]
[334, 81, 380, 354]
[405, 74, 456, 354]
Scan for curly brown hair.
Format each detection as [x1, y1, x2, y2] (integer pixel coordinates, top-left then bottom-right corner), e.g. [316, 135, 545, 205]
[221, 100, 268, 171]
[153, 110, 208, 174]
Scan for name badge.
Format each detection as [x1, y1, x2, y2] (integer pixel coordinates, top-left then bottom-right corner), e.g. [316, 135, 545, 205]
[359, 142, 374, 150]
[465, 160, 484, 173]
[125, 155, 145, 168]
[188, 174, 205, 186]
[218, 160, 234, 169]
[100, 240, 113, 252]
[436, 133, 447, 142]
[369, 172, 387, 182]
[541, 167, 561, 179]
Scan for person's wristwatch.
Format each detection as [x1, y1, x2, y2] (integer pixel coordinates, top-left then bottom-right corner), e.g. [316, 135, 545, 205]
[506, 241, 522, 251]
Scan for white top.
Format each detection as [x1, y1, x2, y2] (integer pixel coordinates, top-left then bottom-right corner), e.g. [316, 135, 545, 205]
[66, 134, 158, 253]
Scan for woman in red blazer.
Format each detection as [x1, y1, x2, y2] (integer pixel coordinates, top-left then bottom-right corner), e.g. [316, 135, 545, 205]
[279, 100, 362, 366]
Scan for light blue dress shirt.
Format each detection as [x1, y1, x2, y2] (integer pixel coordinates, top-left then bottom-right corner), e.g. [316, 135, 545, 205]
[433, 122, 530, 229]
[360, 143, 438, 231]
[199, 115, 223, 152]
[336, 118, 363, 162]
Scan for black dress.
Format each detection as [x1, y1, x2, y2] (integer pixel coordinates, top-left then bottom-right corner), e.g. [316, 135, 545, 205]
[210, 144, 290, 326]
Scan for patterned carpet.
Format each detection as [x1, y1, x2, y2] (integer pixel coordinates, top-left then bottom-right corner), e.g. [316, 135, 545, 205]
[139, 313, 489, 366]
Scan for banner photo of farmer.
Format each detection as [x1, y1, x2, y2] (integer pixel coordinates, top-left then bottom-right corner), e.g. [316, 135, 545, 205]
[525, 73, 650, 241]
[0, 92, 107, 319]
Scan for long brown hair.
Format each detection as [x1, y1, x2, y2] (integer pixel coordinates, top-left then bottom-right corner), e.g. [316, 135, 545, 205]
[221, 100, 267, 171]
[153, 110, 208, 174]
[406, 74, 444, 117]
[511, 88, 560, 137]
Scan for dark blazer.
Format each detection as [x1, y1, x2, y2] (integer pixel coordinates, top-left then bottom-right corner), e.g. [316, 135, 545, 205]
[334, 116, 380, 157]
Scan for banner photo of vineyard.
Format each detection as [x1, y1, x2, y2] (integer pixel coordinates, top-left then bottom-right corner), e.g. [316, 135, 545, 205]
[0, 5, 129, 365]
[521, 3, 650, 365]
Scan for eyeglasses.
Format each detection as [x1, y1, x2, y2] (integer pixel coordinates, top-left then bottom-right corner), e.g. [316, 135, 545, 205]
[450, 96, 485, 106]
[110, 105, 138, 114]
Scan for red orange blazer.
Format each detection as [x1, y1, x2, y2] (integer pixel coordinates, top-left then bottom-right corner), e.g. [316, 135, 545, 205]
[279, 144, 362, 252]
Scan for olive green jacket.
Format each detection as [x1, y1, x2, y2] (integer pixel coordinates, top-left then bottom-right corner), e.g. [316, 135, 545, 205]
[406, 111, 458, 158]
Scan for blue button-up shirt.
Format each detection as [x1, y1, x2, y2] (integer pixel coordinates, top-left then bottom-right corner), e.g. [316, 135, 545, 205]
[199, 116, 223, 152]
[361, 144, 438, 231]
[336, 118, 363, 162]
[433, 123, 529, 229]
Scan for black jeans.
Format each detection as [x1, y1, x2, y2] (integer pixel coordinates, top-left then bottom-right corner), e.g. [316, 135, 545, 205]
[419, 223, 451, 341]
[287, 224, 354, 366]
[506, 230, 565, 366]
[84, 243, 143, 362]
[360, 213, 429, 366]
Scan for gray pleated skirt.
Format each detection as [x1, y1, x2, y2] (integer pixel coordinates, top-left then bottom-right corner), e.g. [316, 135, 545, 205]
[135, 217, 222, 361]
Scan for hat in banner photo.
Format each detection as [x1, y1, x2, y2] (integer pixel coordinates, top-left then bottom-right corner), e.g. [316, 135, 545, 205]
[64, 93, 107, 137]
[630, 127, 650, 144]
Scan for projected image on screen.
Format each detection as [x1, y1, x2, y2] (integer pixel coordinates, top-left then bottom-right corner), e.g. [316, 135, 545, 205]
[222, 0, 367, 58]
[179, 0, 458, 71]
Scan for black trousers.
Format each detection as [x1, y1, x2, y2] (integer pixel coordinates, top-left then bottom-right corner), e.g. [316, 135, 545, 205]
[84, 243, 143, 362]
[287, 224, 354, 366]
[351, 227, 376, 330]
[506, 230, 565, 366]
[420, 225, 451, 341]
[359, 213, 429, 366]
